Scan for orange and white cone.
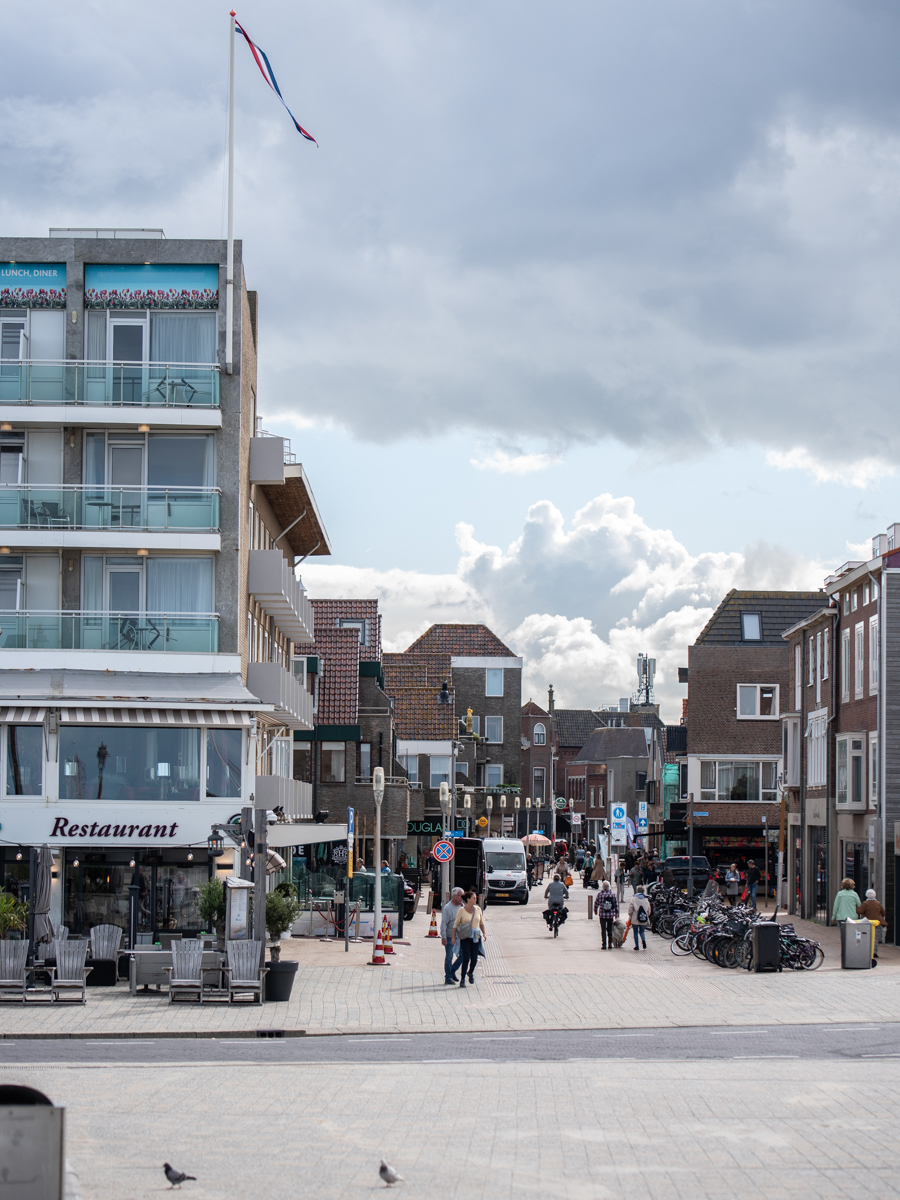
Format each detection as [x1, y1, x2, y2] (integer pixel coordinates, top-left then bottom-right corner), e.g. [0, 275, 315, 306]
[383, 920, 394, 954]
[427, 909, 439, 937]
[369, 928, 387, 966]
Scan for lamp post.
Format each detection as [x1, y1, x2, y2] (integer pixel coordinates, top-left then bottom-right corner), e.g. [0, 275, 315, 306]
[486, 794, 493, 838]
[463, 792, 472, 837]
[373, 767, 384, 950]
[439, 781, 450, 903]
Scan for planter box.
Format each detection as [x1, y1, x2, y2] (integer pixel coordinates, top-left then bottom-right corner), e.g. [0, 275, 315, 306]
[264, 959, 298, 1002]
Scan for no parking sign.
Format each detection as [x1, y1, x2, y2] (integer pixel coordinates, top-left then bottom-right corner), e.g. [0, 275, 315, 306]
[433, 840, 455, 862]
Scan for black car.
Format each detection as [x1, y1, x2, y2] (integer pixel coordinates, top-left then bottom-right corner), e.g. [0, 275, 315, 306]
[662, 855, 711, 894]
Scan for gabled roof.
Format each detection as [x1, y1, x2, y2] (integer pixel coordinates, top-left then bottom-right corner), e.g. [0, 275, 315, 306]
[405, 624, 515, 658]
[694, 589, 825, 646]
[573, 727, 649, 763]
[554, 709, 604, 748]
[522, 700, 548, 716]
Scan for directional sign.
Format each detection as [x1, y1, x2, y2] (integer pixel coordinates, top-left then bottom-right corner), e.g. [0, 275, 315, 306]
[638, 800, 648, 836]
[692, 811, 709, 817]
[433, 840, 455, 862]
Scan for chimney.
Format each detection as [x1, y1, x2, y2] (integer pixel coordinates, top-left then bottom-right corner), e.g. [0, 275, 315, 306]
[547, 684, 555, 713]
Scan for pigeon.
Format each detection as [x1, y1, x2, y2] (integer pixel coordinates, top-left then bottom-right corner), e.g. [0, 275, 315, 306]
[379, 1160, 405, 1187]
[164, 1163, 197, 1189]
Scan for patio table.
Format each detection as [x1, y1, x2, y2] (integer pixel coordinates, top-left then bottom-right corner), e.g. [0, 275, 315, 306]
[129, 949, 225, 995]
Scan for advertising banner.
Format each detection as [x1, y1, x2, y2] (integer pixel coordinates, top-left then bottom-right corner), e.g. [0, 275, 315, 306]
[84, 263, 218, 309]
[0, 263, 66, 308]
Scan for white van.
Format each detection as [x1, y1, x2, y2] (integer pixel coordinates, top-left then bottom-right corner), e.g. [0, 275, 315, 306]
[483, 838, 529, 905]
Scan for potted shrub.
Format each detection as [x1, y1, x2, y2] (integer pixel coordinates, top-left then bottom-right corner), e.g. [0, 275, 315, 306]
[264, 886, 300, 1002]
[0, 892, 29, 989]
[198, 878, 226, 945]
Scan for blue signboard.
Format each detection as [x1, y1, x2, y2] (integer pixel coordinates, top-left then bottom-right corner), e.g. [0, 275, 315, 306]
[348, 807, 355, 838]
[0, 263, 66, 309]
[84, 263, 218, 310]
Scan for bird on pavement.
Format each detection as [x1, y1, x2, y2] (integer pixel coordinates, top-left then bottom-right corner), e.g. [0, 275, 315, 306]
[379, 1160, 404, 1187]
[164, 1163, 197, 1189]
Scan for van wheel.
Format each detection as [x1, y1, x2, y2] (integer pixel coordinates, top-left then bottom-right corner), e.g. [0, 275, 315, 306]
[519, 894, 529, 905]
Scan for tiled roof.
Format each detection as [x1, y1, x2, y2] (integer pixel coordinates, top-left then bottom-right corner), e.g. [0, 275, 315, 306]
[554, 709, 604, 749]
[405, 624, 515, 657]
[573, 727, 649, 763]
[310, 598, 382, 662]
[313, 627, 360, 724]
[522, 700, 548, 716]
[694, 590, 825, 646]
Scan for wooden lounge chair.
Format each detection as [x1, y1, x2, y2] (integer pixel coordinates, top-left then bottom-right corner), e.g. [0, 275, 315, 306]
[0, 939, 29, 1003]
[49, 940, 91, 1004]
[224, 940, 267, 1005]
[89, 923, 123, 986]
[166, 940, 204, 1004]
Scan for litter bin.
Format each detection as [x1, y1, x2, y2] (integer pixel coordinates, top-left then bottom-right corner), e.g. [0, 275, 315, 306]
[841, 918, 874, 969]
[750, 922, 781, 972]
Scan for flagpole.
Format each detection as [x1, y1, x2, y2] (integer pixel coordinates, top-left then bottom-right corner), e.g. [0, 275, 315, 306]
[225, 10, 236, 375]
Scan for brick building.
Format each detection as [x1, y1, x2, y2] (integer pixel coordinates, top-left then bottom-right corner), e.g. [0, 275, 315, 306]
[521, 700, 555, 839]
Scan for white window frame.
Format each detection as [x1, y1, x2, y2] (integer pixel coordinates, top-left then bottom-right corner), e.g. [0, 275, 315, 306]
[843, 592, 850, 615]
[484, 715, 503, 743]
[484, 668, 504, 697]
[815, 631, 822, 705]
[429, 755, 451, 789]
[841, 629, 850, 702]
[806, 708, 827, 788]
[851, 589, 858, 612]
[808, 636, 815, 686]
[823, 626, 829, 680]
[835, 733, 865, 811]
[741, 612, 762, 641]
[794, 644, 801, 712]
[533, 722, 546, 746]
[869, 733, 878, 811]
[864, 583, 870, 605]
[736, 684, 780, 720]
[854, 622, 865, 699]
[869, 617, 879, 695]
[486, 763, 503, 788]
[783, 716, 801, 787]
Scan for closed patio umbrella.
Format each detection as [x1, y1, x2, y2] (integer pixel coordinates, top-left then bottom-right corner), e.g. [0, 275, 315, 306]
[33, 845, 53, 945]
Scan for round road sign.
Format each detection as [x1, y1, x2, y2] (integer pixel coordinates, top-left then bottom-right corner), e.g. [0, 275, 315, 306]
[553, 797, 567, 810]
[433, 840, 455, 862]
[476, 816, 488, 828]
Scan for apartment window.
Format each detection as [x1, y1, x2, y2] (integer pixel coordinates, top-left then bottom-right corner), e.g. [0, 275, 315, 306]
[635, 771, 647, 791]
[533, 722, 546, 746]
[836, 735, 864, 810]
[843, 593, 850, 615]
[794, 644, 801, 712]
[206, 728, 241, 797]
[841, 629, 850, 702]
[854, 623, 865, 699]
[484, 716, 503, 743]
[808, 637, 815, 685]
[873, 580, 879, 601]
[806, 709, 827, 787]
[486, 763, 503, 788]
[320, 742, 346, 784]
[869, 734, 878, 810]
[485, 668, 504, 697]
[869, 617, 879, 693]
[851, 590, 858, 612]
[467, 714, 480, 737]
[815, 631, 822, 705]
[699, 761, 778, 804]
[429, 756, 450, 788]
[532, 765, 546, 802]
[737, 684, 778, 719]
[823, 627, 829, 680]
[864, 583, 870, 605]
[337, 617, 368, 646]
[397, 754, 418, 785]
[741, 613, 762, 641]
[5, 725, 42, 796]
[358, 742, 372, 780]
[293, 743, 312, 783]
[783, 717, 801, 787]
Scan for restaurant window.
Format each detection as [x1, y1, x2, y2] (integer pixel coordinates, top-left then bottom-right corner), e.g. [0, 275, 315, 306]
[485, 668, 504, 697]
[533, 722, 546, 746]
[59, 726, 201, 801]
[358, 742, 372, 780]
[205, 728, 242, 797]
[5, 725, 42, 796]
[320, 742, 346, 784]
[430, 756, 450, 788]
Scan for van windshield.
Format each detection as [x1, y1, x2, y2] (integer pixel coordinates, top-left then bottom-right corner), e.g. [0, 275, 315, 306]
[486, 853, 526, 871]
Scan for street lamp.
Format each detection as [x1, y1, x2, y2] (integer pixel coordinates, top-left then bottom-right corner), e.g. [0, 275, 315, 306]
[463, 792, 472, 837]
[486, 793, 493, 837]
[373, 766, 385, 953]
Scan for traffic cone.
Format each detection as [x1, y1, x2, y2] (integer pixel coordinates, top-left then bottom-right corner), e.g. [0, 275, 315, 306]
[369, 928, 387, 966]
[427, 909, 439, 937]
[383, 920, 395, 955]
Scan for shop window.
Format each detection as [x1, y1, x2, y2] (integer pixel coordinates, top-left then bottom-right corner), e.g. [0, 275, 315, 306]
[206, 728, 242, 797]
[6, 725, 42, 796]
[59, 725, 200, 801]
[320, 742, 346, 784]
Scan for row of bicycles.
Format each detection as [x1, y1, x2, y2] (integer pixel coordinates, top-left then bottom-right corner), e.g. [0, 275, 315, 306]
[647, 884, 825, 971]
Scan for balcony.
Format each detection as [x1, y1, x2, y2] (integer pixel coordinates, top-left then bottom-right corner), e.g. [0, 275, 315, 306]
[246, 661, 314, 730]
[254, 776, 313, 819]
[0, 486, 220, 533]
[0, 611, 219, 652]
[248, 436, 331, 559]
[0, 361, 219, 408]
[248, 549, 314, 641]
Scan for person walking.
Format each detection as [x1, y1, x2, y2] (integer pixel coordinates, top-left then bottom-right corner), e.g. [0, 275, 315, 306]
[452, 890, 487, 988]
[746, 860, 761, 908]
[628, 886, 651, 951]
[629, 861, 644, 892]
[594, 880, 619, 949]
[582, 849, 595, 887]
[832, 878, 862, 927]
[440, 886, 464, 984]
[591, 854, 607, 885]
[725, 863, 741, 907]
[858, 888, 888, 959]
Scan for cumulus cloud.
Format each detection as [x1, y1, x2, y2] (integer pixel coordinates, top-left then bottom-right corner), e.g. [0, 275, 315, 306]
[766, 447, 893, 489]
[304, 493, 830, 720]
[470, 449, 561, 474]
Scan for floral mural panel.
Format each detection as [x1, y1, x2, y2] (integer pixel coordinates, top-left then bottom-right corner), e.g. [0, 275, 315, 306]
[84, 264, 219, 310]
[0, 263, 66, 309]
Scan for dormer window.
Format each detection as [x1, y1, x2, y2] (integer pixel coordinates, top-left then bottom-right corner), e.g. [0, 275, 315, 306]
[741, 612, 762, 641]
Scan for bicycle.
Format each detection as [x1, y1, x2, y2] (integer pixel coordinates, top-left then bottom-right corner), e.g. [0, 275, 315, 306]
[545, 904, 566, 937]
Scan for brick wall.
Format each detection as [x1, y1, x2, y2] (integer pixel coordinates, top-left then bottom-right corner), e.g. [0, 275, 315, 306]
[686, 643, 788, 755]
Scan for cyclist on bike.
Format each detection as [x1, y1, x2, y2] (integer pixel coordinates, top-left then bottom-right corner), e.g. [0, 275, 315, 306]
[543, 873, 569, 929]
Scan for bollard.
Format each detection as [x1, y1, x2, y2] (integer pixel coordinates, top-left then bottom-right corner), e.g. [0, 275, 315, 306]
[587, 895, 594, 920]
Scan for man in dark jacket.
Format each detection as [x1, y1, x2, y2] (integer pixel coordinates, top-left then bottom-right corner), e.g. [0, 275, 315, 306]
[593, 881, 619, 949]
[746, 861, 761, 908]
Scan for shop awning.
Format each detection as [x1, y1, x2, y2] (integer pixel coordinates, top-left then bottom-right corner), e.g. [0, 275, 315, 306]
[0, 706, 46, 723]
[59, 707, 257, 726]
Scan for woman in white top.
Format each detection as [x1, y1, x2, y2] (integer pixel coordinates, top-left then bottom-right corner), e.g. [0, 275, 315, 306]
[452, 890, 487, 988]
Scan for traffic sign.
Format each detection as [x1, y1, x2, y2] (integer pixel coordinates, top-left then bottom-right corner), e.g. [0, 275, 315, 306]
[447, 831, 464, 838]
[476, 816, 488, 828]
[433, 840, 455, 862]
[638, 800, 648, 835]
[611, 802, 627, 847]
[348, 807, 355, 837]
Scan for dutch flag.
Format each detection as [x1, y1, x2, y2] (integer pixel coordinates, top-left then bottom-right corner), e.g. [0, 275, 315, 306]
[234, 17, 318, 146]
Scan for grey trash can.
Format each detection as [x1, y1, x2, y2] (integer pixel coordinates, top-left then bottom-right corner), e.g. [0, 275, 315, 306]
[750, 922, 781, 972]
[841, 918, 874, 969]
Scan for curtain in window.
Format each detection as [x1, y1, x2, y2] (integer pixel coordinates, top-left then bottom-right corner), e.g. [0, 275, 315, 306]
[146, 558, 213, 613]
[86, 312, 106, 378]
[149, 313, 216, 364]
[82, 557, 103, 611]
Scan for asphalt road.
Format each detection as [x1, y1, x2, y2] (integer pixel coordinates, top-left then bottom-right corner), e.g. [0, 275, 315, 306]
[0, 1021, 897, 1064]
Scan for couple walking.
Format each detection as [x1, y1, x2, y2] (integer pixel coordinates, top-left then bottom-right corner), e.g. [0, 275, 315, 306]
[440, 887, 487, 988]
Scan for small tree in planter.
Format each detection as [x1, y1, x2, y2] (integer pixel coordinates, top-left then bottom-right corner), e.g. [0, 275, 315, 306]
[265, 890, 300, 963]
[197, 878, 225, 937]
[0, 892, 28, 939]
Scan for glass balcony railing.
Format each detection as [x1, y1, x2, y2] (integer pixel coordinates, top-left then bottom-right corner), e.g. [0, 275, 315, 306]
[0, 361, 219, 407]
[0, 486, 220, 532]
[0, 611, 219, 652]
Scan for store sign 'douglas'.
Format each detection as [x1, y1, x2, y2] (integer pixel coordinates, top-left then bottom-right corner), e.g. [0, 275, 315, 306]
[0, 263, 66, 308]
[84, 263, 219, 310]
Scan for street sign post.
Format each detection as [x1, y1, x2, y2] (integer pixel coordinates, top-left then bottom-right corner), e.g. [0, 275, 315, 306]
[638, 800, 648, 839]
[345, 807, 354, 953]
[433, 840, 455, 863]
[611, 803, 627, 847]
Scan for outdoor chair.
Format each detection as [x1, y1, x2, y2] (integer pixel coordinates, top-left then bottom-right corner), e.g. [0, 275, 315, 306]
[48, 939, 91, 1004]
[88, 924, 122, 987]
[0, 939, 29, 1003]
[224, 940, 267, 1005]
[166, 940, 204, 1004]
[52, 924, 69, 942]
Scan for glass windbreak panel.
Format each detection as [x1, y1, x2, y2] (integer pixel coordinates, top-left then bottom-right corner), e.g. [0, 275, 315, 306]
[738, 686, 757, 716]
[759, 686, 776, 716]
[148, 436, 212, 487]
[156, 864, 207, 932]
[486, 852, 526, 871]
[146, 558, 212, 613]
[6, 725, 42, 795]
[206, 728, 242, 797]
[60, 726, 201, 801]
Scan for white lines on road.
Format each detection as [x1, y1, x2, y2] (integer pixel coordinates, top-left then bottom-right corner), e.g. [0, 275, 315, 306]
[475, 1036, 535, 1041]
[592, 1033, 654, 1038]
[345, 1037, 413, 1042]
[708, 1030, 770, 1036]
[731, 1055, 799, 1060]
[861, 1054, 900, 1059]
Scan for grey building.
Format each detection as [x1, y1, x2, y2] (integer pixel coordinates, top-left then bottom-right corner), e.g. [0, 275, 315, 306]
[568, 727, 651, 847]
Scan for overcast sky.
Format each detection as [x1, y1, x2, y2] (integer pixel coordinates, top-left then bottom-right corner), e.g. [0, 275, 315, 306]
[4, 0, 900, 717]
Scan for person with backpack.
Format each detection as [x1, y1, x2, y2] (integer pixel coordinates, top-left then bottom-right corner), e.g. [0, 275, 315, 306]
[593, 880, 619, 949]
[628, 887, 651, 951]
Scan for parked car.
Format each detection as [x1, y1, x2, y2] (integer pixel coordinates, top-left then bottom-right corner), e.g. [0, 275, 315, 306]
[402, 877, 417, 920]
[662, 855, 711, 894]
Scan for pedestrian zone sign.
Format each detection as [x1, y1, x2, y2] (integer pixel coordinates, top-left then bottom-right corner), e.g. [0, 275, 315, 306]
[433, 840, 455, 862]
[611, 803, 627, 846]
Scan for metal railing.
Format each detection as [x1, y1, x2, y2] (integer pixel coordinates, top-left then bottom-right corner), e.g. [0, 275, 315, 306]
[0, 611, 219, 652]
[0, 361, 220, 407]
[0, 485, 220, 532]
